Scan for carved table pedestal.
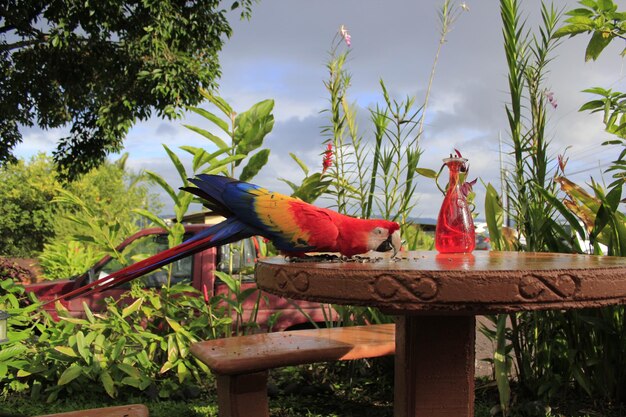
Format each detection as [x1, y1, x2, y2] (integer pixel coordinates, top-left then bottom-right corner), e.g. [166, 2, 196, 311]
[256, 251, 626, 417]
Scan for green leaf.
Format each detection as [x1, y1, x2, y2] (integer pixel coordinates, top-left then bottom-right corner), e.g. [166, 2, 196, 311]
[0, 344, 27, 363]
[605, 182, 622, 212]
[278, 178, 299, 192]
[75, 331, 90, 363]
[201, 154, 246, 174]
[585, 30, 613, 61]
[94, 334, 106, 353]
[613, 215, 626, 256]
[100, 370, 116, 398]
[564, 15, 594, 25]
[572, 366, 593, 396]
[166, 317, 183, 333]
[207, 95, 234, 116]
[167, 335, 179, 363]
[494, 315, 510, 414]
[484, 184, 505, 251]
[112, 337, 126, 361]
[53, 346, 78, 358]
[163, 144, 188, 186]
[180, 146, 229, 172]
[58, 316, 89, 325]
[195, 148, 231, 171]
[579, 99, 606, 112]
[536, 187, 587, 239]
[160, 361, 175, 374]
[214, 271, 238, 293]
[83, 302, 95, 324]
[553, 23, 590, 38]
[580, 0, 596, 10]
[174, 192, 194, 222]
[57, 365, 83, 386]
[239, 149, 270, 182]
[291, 173, 331, 204]
[175, 333, 190, 358]
[234, 99, 275, 159]
[145, 170, 178, 204]
[122, 298, 143, 318]
[121, 376, 143, 388]
[593, 203, 612, 239]
[177, 362, 190, 384]
[132, 208, 169, 229]
[187, 107, 230, 134]
[597, 0, 616, 12]
[238, 288, 258, 303]
[117, 363, 141, 378]
[415, 168, 438, 179]
[565, 7, 594, 17]
[183, 125, 230, 150]
[290, 153, 309, 176]
[582, 86, 611, 95]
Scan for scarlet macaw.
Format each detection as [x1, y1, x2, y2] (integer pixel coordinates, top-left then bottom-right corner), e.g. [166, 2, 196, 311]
[53, 174, 402, 301]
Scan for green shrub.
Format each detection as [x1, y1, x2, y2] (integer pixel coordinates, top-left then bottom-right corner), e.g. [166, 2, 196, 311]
[0, 279, 236, 402]
[38, 241, 103, 279]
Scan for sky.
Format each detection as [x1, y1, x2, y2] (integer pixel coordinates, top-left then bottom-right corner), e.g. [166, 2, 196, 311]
[14, 0, 626, 220]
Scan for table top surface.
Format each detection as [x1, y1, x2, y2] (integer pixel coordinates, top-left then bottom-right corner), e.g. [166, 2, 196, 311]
[255, 251, 626, 314]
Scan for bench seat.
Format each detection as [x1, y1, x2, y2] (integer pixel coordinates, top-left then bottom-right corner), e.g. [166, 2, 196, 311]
[190, 323, 395, 417]
[35, 404, 149, 417]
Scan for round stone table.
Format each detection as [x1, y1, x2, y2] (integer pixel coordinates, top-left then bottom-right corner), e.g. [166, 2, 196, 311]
[255, 251, 626, 417]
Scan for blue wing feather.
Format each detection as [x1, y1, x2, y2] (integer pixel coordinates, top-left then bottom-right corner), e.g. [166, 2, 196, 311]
[184, 175, 317, 252]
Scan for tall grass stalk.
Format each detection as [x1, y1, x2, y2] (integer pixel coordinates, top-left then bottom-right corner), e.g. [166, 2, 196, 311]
[320, 9, 465, 325]
[497, 0, 568, 409]
[417, 0, 467, 140]
[365, 105, 388, 219]
[501, 0, 562, 252]
[322, 38, 352, 215]
[494, 0, 626, 408]
[373, 83, 422, 224]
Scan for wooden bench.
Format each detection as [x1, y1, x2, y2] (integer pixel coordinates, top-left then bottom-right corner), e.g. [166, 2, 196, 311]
[190, 323, 396, 417]
[35, 404, 149, 417]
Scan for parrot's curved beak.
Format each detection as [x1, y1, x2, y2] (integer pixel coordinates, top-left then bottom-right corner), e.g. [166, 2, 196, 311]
[376, 230, 402, 256]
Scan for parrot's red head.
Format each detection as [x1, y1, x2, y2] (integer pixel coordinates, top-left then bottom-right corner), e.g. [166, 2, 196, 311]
[365, 220, 402, 256]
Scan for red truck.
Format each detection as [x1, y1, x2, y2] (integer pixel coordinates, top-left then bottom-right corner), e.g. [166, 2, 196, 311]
[24, 224, 333, 331]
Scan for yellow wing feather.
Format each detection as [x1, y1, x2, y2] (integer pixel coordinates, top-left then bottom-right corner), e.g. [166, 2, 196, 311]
[249, 188, 338, 250]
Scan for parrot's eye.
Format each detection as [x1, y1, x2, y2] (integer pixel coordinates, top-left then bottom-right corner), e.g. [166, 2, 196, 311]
[374, 227, 384, 235]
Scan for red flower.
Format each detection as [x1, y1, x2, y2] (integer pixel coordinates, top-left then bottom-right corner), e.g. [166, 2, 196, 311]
[322, 143, 333, 173]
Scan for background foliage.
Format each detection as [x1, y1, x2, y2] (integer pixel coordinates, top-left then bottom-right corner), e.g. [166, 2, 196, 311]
[0, 0, 256, 180]
[480, 1, 626, 415]
[0, 153, 159, 277]
[3, 1, 626, 416]
[0, 154, 59, 258]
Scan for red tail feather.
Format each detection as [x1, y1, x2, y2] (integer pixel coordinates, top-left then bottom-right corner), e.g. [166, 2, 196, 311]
[42, 234, 215, 306]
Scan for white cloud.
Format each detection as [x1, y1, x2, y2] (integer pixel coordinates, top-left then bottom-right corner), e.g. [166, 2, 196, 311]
[14, 126, 67, 159]
[11, 0, 625, 219]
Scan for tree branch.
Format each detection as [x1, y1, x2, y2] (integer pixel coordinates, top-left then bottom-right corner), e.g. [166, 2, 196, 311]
[0, 25, 17, 34]
[0, 38, 45, 52]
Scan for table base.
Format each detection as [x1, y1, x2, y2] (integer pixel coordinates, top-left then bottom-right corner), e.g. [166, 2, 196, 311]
[394, 315, 476, 417]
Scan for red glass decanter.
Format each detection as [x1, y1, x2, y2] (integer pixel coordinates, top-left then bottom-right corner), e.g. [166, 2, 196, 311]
[435, 156, 475, 253]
